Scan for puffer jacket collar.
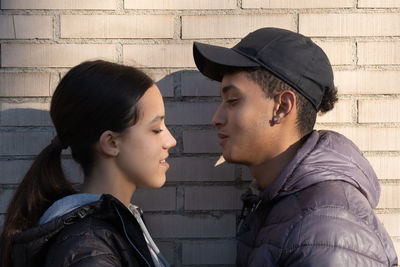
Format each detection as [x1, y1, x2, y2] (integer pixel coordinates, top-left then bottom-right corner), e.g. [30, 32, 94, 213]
[242, 130, 380, 209]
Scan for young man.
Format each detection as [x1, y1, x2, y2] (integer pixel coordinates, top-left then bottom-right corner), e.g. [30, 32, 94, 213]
[193, 28, 398, 266]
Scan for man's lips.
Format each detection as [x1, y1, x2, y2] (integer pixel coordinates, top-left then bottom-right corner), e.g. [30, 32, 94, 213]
[217, 133, 229, 146]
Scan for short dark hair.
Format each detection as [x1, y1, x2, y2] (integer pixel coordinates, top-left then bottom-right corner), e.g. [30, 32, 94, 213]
[226, 67, 338, 136]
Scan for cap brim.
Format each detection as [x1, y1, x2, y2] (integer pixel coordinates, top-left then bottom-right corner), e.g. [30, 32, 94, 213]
[193, 42, 259, 82]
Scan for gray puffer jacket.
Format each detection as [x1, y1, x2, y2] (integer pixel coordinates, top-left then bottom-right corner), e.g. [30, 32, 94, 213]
[237, 130, 398, 266]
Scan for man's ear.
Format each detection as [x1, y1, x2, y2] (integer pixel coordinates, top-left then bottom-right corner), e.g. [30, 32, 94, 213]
[273, 90, 296, 123]
[99, 130, 120, 157]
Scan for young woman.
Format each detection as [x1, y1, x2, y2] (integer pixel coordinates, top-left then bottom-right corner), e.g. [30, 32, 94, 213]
[0, 60, 176, 267]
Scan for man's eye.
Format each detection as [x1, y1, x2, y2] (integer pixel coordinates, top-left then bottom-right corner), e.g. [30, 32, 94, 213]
[226, 99, 239, 104]
[152, 129, 163, 134]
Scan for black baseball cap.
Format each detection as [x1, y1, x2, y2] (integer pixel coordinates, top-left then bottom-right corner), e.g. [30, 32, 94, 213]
[193, 27, 334, 110]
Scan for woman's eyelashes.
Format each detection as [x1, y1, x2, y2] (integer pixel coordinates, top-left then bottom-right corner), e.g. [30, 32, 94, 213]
[152, 129, 163, 134]
[226, 98, 239, 105]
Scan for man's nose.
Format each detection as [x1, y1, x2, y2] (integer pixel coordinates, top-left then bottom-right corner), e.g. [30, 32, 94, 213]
[212, 105, 225, 127]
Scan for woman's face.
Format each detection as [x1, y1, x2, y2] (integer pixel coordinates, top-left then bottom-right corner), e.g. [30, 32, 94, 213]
[115, 84, 176, 189]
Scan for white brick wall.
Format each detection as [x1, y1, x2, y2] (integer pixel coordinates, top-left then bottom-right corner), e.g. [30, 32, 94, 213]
[1, 1, 399, 265]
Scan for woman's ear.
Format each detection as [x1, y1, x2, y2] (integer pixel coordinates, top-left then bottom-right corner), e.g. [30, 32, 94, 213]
[273, 90, 296, 123]
[99, 130, 120, 157]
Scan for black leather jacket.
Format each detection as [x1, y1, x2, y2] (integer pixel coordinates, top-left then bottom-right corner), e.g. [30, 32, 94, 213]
[11, 194, 155, 267]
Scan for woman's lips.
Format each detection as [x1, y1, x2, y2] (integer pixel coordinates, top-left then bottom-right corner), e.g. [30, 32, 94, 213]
[218, 133, 229, 146]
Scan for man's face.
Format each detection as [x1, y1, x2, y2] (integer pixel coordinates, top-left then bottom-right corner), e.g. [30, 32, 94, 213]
[212, 71, 281, 166]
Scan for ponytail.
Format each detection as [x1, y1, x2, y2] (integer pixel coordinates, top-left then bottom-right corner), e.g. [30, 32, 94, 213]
[0, 140, 76, 267]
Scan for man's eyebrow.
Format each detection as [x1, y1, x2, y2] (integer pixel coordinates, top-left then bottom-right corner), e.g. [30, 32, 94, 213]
[149, 115, 165, 124]
[221, 85, 240, 94]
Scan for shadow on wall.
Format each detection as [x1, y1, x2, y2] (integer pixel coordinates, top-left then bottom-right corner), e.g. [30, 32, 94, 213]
[0, 70, 247, 265]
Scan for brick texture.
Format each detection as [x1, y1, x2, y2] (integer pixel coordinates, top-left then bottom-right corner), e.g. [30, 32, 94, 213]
[166, 157, 235, 182]
[359, 0, 400, 8]
[300, 13, 400, 37]
[61, 15, 173, 39]
[0, 73, 57, 97]
[145, 214, 236, 238]
[0, 131, 54, 156]
[0, 16, 14, 39]
[1, 1, 400, 264]
[14, 15, 53, 39]
[358, 41, 400, 65]
[182, 240, 236, 264]
[165, 102, 219, 125]
[124, 44, 193, 68]
[359, 99, 400, 123]
[185, 186, 245, 210]
[0, 102, 51, 126]
[334, 70, 400, 95]
[366, 156, 400, 180]
[125, 0, 236, 10]
[1, 44, 117, 67]
[377, 185, 400, 209]
[1, 0, 116, 10]
[181, 71, 221, 96]
[132, 187, 176, 211]
[182, 15, 296, 39]
[315, 126, 400, 151]
[316, 99, 353, 123]
[183, 130, 221, 153]
[243, 0, 353, 9]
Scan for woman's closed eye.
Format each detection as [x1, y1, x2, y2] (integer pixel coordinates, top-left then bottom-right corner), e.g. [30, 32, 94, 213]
[152, 129, 163, 134]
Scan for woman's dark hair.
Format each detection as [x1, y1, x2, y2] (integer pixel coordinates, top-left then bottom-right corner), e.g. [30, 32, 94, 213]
[0, 60, 154, 266]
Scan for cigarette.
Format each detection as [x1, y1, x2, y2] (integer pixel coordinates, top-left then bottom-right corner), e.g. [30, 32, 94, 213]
[214, 155, 226, 167]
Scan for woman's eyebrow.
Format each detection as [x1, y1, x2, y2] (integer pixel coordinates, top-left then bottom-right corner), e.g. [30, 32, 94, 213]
[149, 115, 165, 124]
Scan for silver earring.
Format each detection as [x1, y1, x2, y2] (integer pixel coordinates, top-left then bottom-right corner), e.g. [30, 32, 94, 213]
[273, 116, 278, 123]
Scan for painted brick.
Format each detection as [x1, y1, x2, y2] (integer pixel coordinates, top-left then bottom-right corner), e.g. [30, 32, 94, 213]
[243, 0, 353, 8]
[156, 242, 175, 264]
[61, 15, 173, 39]
[334, 70, 400, 95]
[0, 73, 56, 97]
[394, 242, 400, 259]
[314, 126, 400, 151]
[358, 42, 400, 65]
[0, 159, 81, 184]
[377, 185, 400, 209]
[182, 15, 296, 39]
[0, 131, 54, 156]
[152, 72, 174, 97]
[165, 102, 219, 125]
[1, 0, 116, 10]
[0, 215, 4, 229]
[1, 44, 117, 68]
[0, 102, 51, 126]
[366, 156, 400, 180]
[0, 160, 32, 184]
[166, 157, 235, 182]
[125, 0, 236, 9]
[359, 100, 400, 123]
[316, 99, 353, 123]
[313, 40, 353, 65]
[300, 13, 400, 37]
[181, 71, 221, 96]
[145, 214, 236, 238]
[185, 186, 245, 210]
[63, 159, 84, 184]
[0, 16, 14, 39]
[131, 187, 176, 211]
[242, 166, 254, 181]
[359, 0, 400, 8]
[14, 15, 53, 39]
[182, 240, 236, 265]
[377, 214, 400, 236]
[0, 189, 14, 213]
[183, 130, 221, 153]
[124, 44, 193, 68]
